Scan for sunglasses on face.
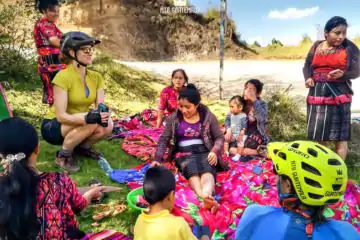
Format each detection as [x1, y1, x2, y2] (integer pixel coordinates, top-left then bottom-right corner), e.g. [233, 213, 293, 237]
[79, 47, 94, 54]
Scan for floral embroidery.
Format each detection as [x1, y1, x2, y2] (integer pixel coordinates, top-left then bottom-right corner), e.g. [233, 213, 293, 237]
[184, 127, 200, 137]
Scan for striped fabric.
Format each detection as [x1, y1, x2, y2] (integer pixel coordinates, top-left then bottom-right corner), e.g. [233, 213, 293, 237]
[82, 230, 131, 240]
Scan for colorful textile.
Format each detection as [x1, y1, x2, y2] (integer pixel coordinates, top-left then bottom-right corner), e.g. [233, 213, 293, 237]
[121, 128, 163, 161]
[122, 159, 360, 239]
[111, 164, 150, 184]
[34, 17, 66, 104]
[112, 110, 360, 238]
[111, 109, 158, 139]
[82, 230, 131, 240]
[36, 172, 87, 239]
[306, 42, 354, 141]
[159, 86, 179, 116]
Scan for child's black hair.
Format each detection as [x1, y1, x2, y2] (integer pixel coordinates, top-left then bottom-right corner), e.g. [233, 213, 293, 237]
[245, 79, 264, 95]
[171, 69, 189, 85]
[178, 83, 201, 105]
[229, 95, 245, 108]
[35, 0, 59, 13]
[0, 117, 40, 239]
[143, 166, 176, 205]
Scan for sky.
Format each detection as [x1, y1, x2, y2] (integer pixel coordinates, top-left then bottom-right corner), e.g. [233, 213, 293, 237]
[188, 0, 360, 46]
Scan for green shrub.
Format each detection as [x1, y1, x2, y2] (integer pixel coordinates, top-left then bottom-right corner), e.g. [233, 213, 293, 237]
[0, 0, 38, 82]
[265, 87, 307, 141]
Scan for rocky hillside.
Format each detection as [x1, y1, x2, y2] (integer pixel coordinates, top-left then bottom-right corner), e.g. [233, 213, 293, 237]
[58, 0, 256, 61]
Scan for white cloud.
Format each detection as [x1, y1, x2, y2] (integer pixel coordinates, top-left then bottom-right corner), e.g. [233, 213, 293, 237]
[268, 6, 319, 20]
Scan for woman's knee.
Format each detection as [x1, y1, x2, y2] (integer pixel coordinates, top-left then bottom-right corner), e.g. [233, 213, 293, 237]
[336, 141, 348, 150]
[94, 121, 113, 138]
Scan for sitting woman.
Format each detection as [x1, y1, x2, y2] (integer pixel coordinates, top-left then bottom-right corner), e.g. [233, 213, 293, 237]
[225, 79, 269, 157]
[156, 69, 188, 128]
[0, 117, 106, 239]
[41, 31, 113, 173]
[151, 84, 228, 210]
[235, 141, 359, 240]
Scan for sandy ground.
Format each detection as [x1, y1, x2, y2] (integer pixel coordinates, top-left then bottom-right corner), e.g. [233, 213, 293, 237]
[118, 60, 360, 114]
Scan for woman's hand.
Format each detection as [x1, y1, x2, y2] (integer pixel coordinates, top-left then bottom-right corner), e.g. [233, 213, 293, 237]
[224, 129, 232, 142]
[244, 88, 257, 102]
[208, 152, 217, 165]
[305, 78, 315, 88]
[150, 161, 161, 167]
[327, 69, 344, 79]
[83, 186, 106, 204]
[100, 112, 110, 124]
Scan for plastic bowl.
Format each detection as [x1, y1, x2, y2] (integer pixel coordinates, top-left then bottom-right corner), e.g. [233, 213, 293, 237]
[127, 187, 149, 212]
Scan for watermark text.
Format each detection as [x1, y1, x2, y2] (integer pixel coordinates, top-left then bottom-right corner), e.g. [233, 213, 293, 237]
[160, 6, 200, 14]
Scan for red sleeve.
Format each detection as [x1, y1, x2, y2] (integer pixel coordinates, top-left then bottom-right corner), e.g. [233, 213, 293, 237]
[158, 87, 168, 111]
[64, 176, 87, 213]
[36, 20, 59, 39]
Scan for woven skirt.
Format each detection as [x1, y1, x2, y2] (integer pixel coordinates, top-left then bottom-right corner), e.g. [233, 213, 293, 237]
[307, 82, 352, 141]
[175, 144, 216, 180]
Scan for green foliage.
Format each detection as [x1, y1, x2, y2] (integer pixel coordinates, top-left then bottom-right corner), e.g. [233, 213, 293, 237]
[252, 41, 261, 48]
[270, 38, 283, 47]
[300, 34, 312, 45]
[0, 0, 38, 82]
[205, 7, 220, 20]
[265, 87, 307, 141]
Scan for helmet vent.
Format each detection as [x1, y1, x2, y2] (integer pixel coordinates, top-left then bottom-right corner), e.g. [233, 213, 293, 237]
[315, 144, 328, 154]
[291, 143, 300, 148]
[328, 159, 342, 166]
[332, 184, 342, 191]
[307, 148, 318, 157]
[308, 193, 323, 199]
[301, 162, 322, 176]
[278, 152, 287, 160]
[273, 149, 279, 155]
[304, 177, 322, 188]
[325, 199, 339, 204]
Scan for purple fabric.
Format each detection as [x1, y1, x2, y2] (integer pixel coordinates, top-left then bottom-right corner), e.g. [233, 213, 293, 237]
[176, 120, 202, 142]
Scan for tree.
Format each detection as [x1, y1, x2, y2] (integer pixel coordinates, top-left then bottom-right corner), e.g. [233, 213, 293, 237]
[271, 38, 283, 46]
[300, 34, 312, 44]
[252, 41, 261, 47]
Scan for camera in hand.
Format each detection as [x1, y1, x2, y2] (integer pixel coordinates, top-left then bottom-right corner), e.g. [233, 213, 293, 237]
[98, 103, 109, 127]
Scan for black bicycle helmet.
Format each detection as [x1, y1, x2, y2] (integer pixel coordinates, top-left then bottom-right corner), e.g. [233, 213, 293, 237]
[60, 31, 101, 66]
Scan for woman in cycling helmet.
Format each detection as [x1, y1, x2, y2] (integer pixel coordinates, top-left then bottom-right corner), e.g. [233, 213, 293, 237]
[41, 31, 113, 173]
[235, 141, 359, 240]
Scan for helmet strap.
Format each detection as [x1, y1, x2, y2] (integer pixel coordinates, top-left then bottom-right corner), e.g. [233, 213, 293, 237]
[74, 50, 88, 67]
[282, 198, 314, 240]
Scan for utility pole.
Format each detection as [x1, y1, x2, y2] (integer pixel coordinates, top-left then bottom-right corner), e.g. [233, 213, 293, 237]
[219, 0, 226, 100]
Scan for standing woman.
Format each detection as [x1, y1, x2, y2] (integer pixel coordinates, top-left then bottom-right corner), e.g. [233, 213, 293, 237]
[303, 16, 360, 160]
[156, 69, 188, 128]
[34, 0, 66, 105]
